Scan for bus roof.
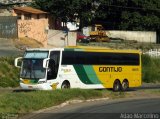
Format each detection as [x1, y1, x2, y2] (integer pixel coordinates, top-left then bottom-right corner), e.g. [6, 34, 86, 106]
[65, 46, 141, 54]
[25, 46, 141, 54]
[26, 48, 62, 52]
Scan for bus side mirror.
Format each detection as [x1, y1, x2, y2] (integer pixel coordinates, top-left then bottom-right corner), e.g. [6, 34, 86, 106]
[43, 58, 50, 68]
[15, 57, 23, 68]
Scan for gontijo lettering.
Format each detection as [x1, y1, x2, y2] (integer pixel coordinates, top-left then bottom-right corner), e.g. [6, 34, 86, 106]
[99, 67, 122, 72]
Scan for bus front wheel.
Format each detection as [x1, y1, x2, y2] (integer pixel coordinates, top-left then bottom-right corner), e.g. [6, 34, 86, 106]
[61, 81, 70, 89]
[113, 80, 121, 92]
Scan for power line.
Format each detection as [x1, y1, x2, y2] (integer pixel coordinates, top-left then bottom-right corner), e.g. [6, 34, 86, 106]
[103, 4, 160, 12]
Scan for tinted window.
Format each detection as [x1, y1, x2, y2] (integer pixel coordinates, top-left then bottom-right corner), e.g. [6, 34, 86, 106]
[62, 51, 139, 65]
[47, 51, 60, 80]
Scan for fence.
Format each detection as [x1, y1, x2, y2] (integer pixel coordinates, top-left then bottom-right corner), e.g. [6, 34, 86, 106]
[144, 49, 160, 58]
[0, 16, 18, 38]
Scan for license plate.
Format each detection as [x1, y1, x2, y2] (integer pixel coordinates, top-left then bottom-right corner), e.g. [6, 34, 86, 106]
[28, 86, 33, 89]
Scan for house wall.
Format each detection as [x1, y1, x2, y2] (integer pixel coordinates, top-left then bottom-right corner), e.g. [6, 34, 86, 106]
[12, 10, 48, 47]
[17, 18, 48, 47]
[0, 16, 18, 38]
[108, 30, 157, 43]
[48, 30, 76, 47]
[82, 27, 157, 43]
[67, 32, 77, 46]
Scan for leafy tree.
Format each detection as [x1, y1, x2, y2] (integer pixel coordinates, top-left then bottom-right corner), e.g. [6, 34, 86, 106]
[31, 0, 94, 29]
[31, 0, 160, 33]
[94, 0, 160, 32]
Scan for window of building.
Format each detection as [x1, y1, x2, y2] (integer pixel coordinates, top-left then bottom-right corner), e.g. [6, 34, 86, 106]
[37, 14, 39, 19]
[24, 14, 31, 20]
[45, 14, 48, 19]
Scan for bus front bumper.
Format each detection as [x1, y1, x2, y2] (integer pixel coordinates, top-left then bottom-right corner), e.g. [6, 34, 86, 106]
[20, 83, 52, 90]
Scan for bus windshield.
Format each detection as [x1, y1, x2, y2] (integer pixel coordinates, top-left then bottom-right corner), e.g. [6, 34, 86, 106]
[20, 59, 46, 79]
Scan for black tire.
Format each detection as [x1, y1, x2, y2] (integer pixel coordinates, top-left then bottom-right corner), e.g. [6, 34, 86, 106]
[61, 81, 70, 89]
[113, 80, 121, 92]
[121, 80, 129, 91]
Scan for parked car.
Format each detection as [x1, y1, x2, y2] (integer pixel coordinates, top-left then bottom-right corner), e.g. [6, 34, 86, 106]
[77, 32, 90, 43]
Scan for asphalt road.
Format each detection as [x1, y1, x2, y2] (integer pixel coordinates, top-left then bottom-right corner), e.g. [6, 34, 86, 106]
[28, 98, 160, 119]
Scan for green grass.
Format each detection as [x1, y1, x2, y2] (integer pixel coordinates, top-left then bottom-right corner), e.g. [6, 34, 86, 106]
[143, 89, 160, 94]
[0, 57, 19, 87]
[0, 89, 115, 114]
[0, 89, 159, 114]
[142, 55, 160, 83]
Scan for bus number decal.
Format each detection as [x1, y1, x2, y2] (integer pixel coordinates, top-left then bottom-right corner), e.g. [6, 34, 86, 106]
[99, 67, 122, 72]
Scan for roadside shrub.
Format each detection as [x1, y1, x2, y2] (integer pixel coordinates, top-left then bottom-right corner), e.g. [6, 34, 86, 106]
[142, 54, 160, 83]
[0, 57, 19, 87]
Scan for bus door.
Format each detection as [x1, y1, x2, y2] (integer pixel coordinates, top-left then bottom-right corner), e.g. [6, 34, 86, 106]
[47, 51, 60, 80]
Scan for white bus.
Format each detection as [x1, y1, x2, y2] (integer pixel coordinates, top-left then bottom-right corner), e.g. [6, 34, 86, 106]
[15, 46, 141, 91]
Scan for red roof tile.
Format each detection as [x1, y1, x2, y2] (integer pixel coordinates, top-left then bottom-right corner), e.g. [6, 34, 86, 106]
[13, 7, 47, 14]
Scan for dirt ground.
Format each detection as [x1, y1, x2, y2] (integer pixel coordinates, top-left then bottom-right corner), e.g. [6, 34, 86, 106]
[0, 37, 44, 57]
[13, 37, 43, 50]
[0, 38, 21, 56]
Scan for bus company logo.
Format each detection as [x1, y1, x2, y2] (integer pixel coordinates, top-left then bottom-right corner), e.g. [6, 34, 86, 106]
[62, 69, 71, 73]
[99, 67, 122, 72]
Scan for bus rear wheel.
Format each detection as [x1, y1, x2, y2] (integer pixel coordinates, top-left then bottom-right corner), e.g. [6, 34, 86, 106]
[61, 81, 70, 89]
[121, 80, 129, 91]
[113, 80, 121, 92]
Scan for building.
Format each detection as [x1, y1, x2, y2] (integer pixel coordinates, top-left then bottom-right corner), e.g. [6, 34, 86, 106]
[12, 6, 48, 47]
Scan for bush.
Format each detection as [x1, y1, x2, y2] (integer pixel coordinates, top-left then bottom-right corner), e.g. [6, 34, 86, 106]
[0, 57, 19, 87]
[142, 54, 160, 83]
